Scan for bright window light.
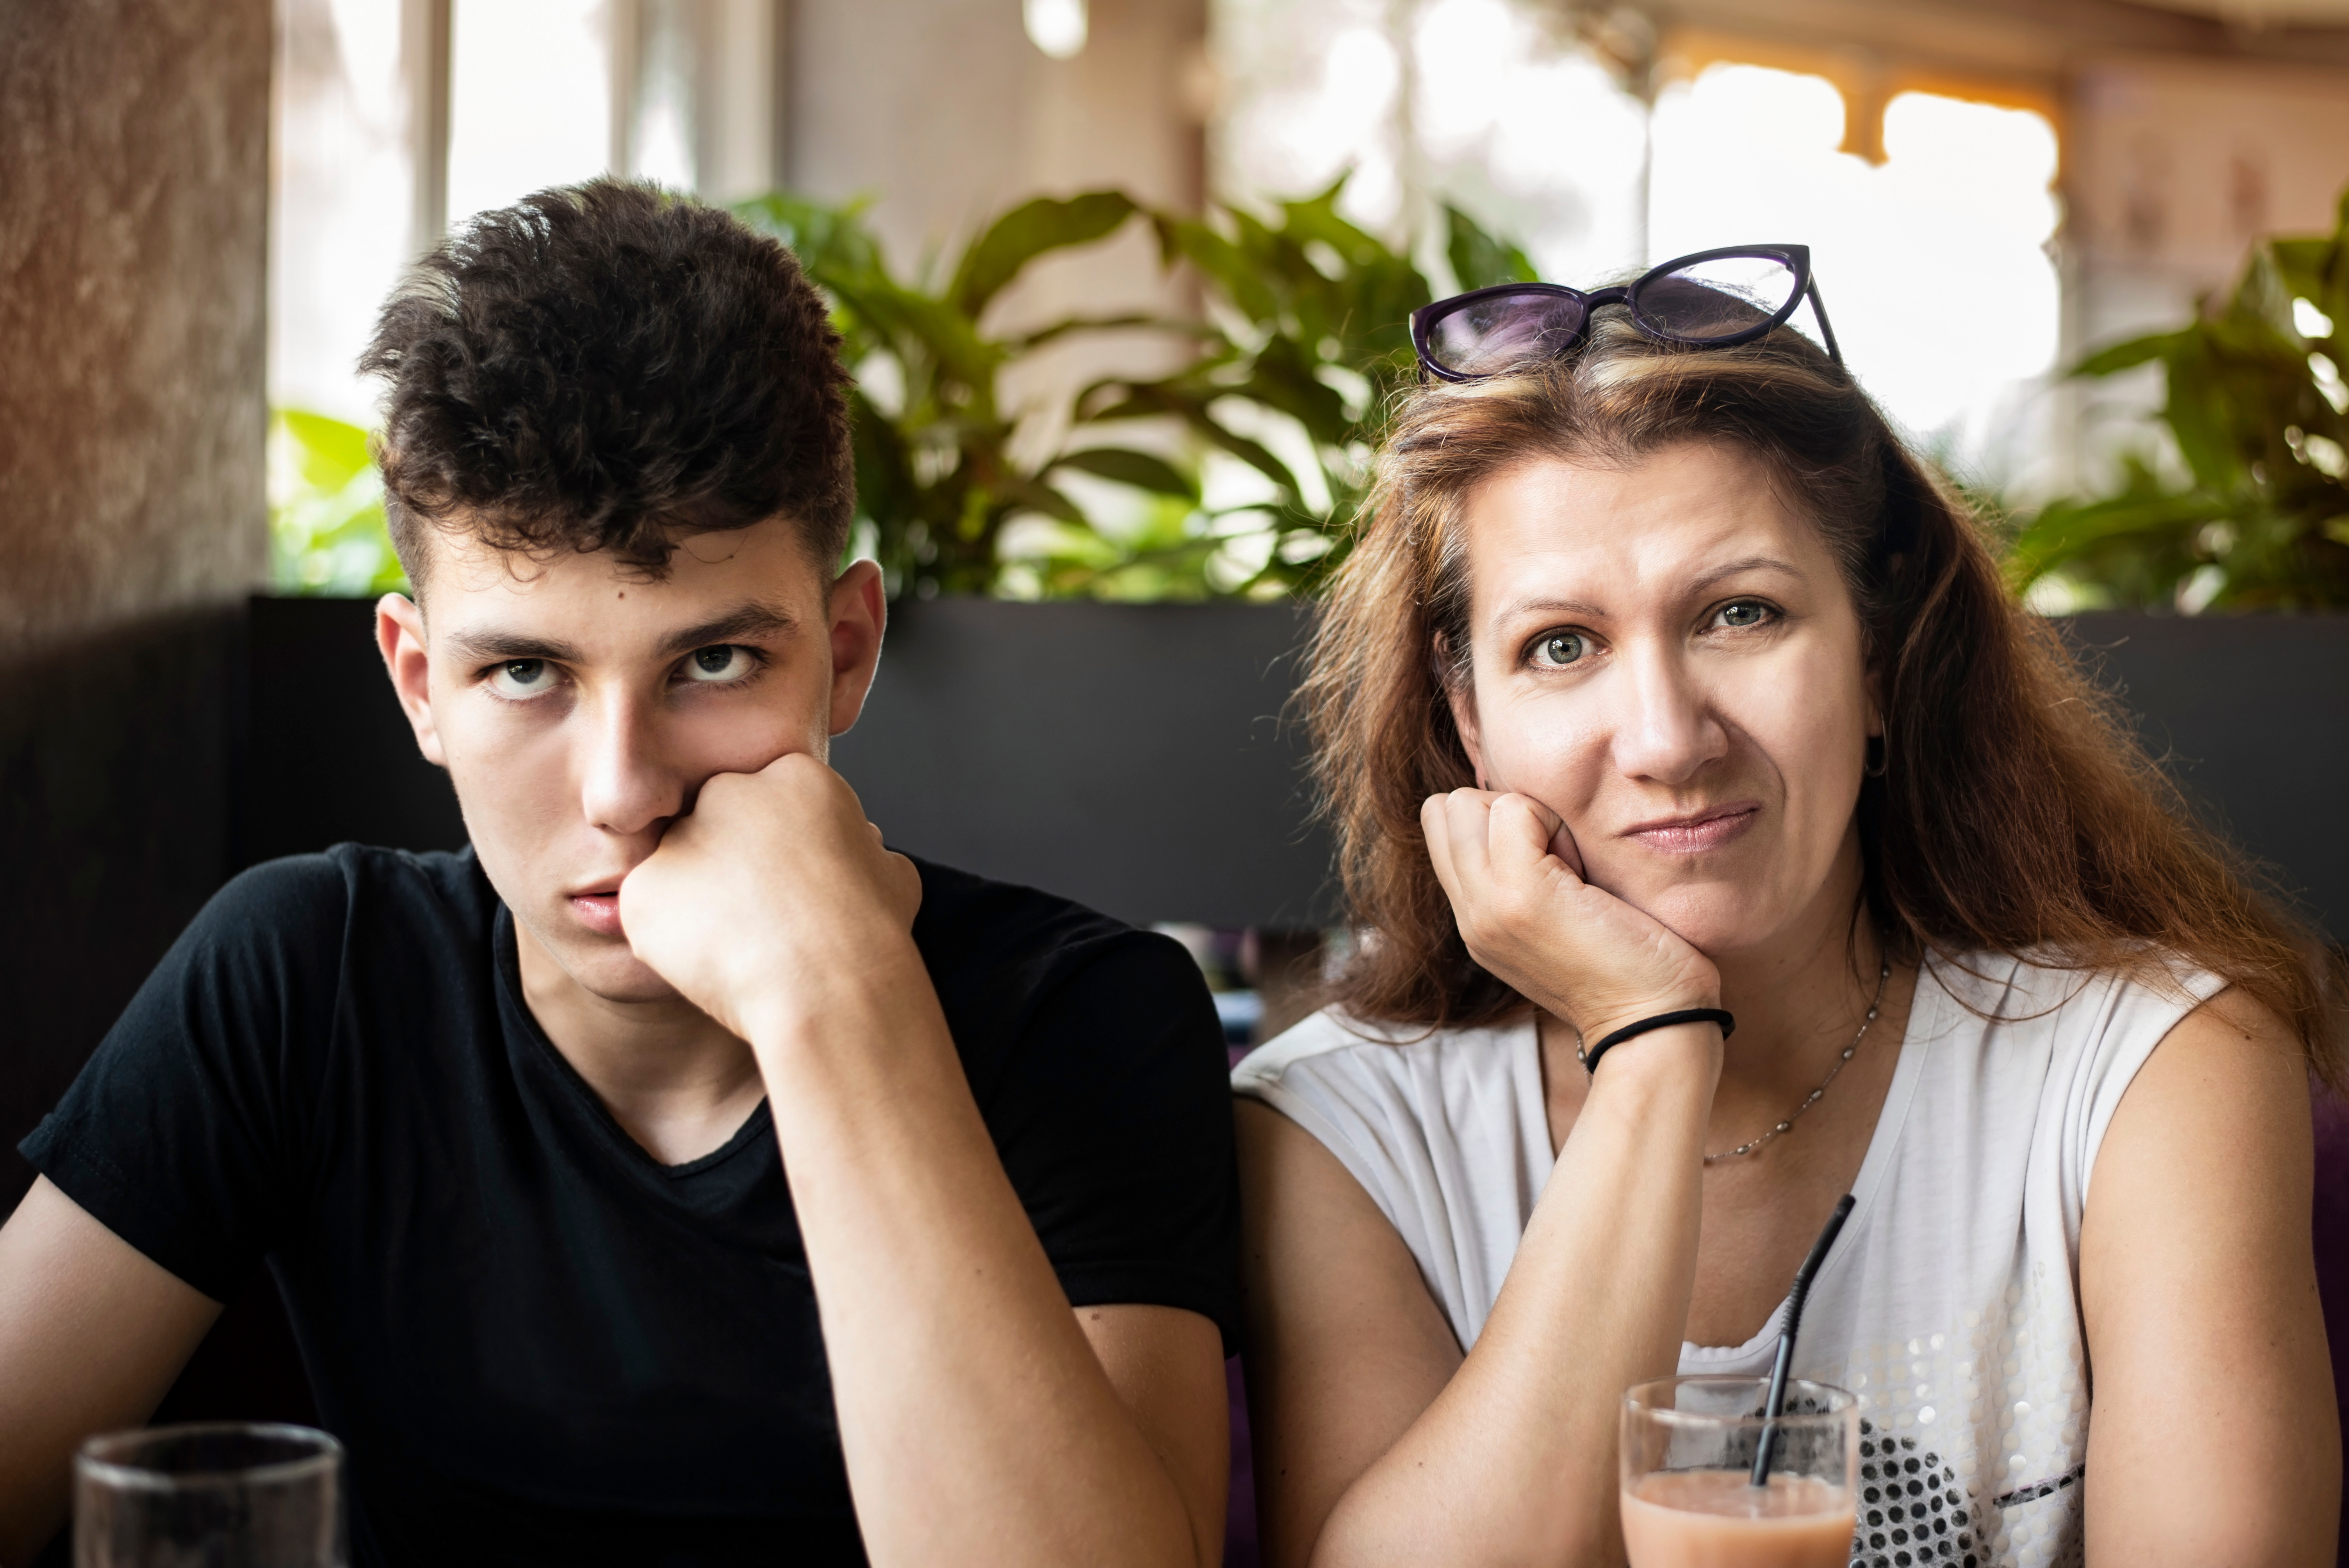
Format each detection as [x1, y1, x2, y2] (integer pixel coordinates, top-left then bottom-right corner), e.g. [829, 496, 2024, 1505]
[1651, 64, 2061, 476]
[446, 0, 611, 226]
[1215, 0, 1405, 233]
[1025, 0, 1089, 60]
[271, 0, 412, 423]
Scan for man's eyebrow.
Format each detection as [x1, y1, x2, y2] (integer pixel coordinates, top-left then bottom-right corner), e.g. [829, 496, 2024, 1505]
[439, 627, 588, 665]
[654, 601, 800, 657]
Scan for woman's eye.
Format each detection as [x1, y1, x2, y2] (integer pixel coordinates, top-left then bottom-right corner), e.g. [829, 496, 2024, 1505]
[487, 659, 558, 699]
[1716, 600, 1773, 629]
[680, 645, 754, 683]
[1533, 632, 1586, 667]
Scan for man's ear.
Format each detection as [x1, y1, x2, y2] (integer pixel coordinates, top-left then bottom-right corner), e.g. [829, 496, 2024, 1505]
[376, 593, 448, 769]
[1436, 633, 1490, 790]
[825, 558, 888, 737]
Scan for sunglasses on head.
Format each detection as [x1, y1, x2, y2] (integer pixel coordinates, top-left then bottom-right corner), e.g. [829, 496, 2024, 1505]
[1408, 243, 1844, 382]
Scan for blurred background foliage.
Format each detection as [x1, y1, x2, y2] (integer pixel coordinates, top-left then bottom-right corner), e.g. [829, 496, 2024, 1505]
[2008, 185, 2349, 613]
[735, 177, 1531, 600]
[269, 177, 1532, 603]
[267, 180, 2349, 614]
[268, 408, 405, 595]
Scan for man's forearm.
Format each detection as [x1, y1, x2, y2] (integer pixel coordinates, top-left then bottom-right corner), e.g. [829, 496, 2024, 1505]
[750, 939, 1215, 1568]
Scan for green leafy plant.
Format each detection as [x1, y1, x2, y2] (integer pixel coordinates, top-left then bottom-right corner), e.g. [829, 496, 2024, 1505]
[269, 408, 405, 595]
[1064, 185, 1536, 598]
[267, 182, 1535, 603]
[2008, 185, 2349, 612]
[738, 178, 1534, 601]
[735, 188, 1203, 598]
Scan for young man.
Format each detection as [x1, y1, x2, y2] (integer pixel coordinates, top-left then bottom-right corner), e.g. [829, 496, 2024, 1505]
[0, 181, 1239, 1567]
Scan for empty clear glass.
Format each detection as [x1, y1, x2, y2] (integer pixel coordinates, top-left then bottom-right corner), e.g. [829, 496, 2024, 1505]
[75, 1423, 345, 1568]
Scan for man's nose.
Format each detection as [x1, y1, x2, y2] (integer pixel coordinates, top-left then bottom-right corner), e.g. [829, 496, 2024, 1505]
[1608, 639, 1727, 786]
[577, 687, 687, 838]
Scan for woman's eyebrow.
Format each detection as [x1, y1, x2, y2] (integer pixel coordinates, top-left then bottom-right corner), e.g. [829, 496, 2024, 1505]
[1495, 593, 1609, 623]
[1688, 555, 1805, 592]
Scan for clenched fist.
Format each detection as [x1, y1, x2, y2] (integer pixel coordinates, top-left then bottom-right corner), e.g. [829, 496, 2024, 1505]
[1421, 788, 1721, 1052]
[620, 753, 924, 1045]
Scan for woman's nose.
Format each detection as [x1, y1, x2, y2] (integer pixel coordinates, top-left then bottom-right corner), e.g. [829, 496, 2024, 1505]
[1608, 643, 1726, 786]
[577, 689, 686, 838]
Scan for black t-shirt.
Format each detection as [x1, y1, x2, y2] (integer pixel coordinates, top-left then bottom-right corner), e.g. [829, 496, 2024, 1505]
[23, 846, 1239, 1567]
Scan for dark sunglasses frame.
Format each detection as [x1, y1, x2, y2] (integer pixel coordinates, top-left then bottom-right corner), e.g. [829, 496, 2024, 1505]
[1409, 243, 1844, 381]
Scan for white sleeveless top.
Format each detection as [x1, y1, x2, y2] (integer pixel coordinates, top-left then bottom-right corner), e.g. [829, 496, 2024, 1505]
[1232, 952, 2223, 1568]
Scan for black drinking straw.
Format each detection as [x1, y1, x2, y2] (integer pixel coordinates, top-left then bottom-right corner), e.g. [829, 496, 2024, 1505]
[1749, 1193, 1855, 1488]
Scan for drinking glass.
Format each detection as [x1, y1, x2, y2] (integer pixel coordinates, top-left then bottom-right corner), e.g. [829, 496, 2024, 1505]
[1619, 1376, 1859, 1568]
[75, 1423, 346, 1568]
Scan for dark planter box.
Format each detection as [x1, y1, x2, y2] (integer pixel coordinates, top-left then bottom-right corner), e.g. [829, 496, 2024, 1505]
[228, 598, 2349, 937]
[828, 599, 1329, 929]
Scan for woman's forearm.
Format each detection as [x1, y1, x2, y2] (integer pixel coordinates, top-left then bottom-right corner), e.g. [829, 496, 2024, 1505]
[1310, 1026, 1717, 1568]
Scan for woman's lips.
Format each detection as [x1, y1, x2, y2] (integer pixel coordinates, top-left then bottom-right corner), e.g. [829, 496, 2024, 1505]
[568, 892, 624, 937]
[1621, 805, 1760, 855]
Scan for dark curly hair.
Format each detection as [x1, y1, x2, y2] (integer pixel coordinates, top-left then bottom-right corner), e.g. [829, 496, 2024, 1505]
[360, 178, 853, 586]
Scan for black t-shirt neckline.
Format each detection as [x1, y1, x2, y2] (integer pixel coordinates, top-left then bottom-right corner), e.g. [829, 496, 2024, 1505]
[487, 902, 776, 1183]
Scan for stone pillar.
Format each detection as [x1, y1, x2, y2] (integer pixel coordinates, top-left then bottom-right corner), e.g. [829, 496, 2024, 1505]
[0, 0, 271, 1205]
[0, 0, 270, 658]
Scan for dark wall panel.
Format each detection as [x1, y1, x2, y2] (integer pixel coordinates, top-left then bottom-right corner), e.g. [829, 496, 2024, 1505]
[239, 597, 465, 868]
[2070, 613, 2349, 936]
[830, 599, 1334, 930]
[220, 599, 2349, 940]
[0, 611, 241, 1210]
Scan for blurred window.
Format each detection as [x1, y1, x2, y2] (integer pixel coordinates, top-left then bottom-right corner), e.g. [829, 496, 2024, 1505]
[1654, 62, 2058, 479]
[271, 0, 413, 424]
[1212, 0, 2064, 482]
[270, 0, 777, 424]
[444, 1, 614, 224]
[1652, 64, 2061, 481]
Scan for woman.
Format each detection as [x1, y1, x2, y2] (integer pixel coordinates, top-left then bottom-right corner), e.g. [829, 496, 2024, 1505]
[1233, 247, 2342, 1568]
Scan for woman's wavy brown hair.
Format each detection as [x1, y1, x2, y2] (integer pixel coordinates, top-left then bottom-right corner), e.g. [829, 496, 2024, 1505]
[1301, 311, 2344, 1081]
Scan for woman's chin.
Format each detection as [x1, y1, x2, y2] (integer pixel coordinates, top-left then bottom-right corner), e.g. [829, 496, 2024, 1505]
[1611, 882, 1781, 959]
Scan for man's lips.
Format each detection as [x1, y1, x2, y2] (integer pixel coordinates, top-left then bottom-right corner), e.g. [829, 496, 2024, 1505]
[567, 890, 625, 938]
[1619, 803, 1761, 855]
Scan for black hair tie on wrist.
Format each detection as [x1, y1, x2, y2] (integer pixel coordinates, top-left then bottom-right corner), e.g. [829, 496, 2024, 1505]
[1578, 1008, 1736, 1077]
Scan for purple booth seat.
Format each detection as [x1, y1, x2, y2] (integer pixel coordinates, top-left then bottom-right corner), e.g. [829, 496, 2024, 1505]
[2315, 1084, 2349, 1568]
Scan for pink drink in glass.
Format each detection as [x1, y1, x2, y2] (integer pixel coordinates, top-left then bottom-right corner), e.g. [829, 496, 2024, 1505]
[1619, 1470, 1855, 1568]
[1619, 1376, 1859, 1568]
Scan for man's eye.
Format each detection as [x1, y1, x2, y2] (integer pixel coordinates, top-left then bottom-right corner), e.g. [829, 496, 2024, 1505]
[681, 645, 754, 683]
[1718, 600, 1773, 629]
[1533, 632, 1586, 667]
[487, 659, 557, 699]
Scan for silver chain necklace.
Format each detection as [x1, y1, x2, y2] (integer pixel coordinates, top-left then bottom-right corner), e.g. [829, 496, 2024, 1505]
[1703, 961, 1891, 1165]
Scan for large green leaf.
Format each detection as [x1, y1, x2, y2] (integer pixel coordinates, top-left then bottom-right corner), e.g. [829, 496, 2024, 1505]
[278, 409, 375, 492]
[1053, 447, 1198, 500]
[2070, 332, 2176, 379]
[2012, 177, 2349, 611]
[1151, 213, 1280, 325]
[950, 191, 1138, 318]
[1446, 204, 1540, 292]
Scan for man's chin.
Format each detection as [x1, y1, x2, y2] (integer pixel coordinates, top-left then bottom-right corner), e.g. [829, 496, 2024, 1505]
[542, 937, 688, 1006]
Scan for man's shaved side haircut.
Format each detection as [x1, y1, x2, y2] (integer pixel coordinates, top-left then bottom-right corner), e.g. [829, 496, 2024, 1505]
[360, 178, 854, 589]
